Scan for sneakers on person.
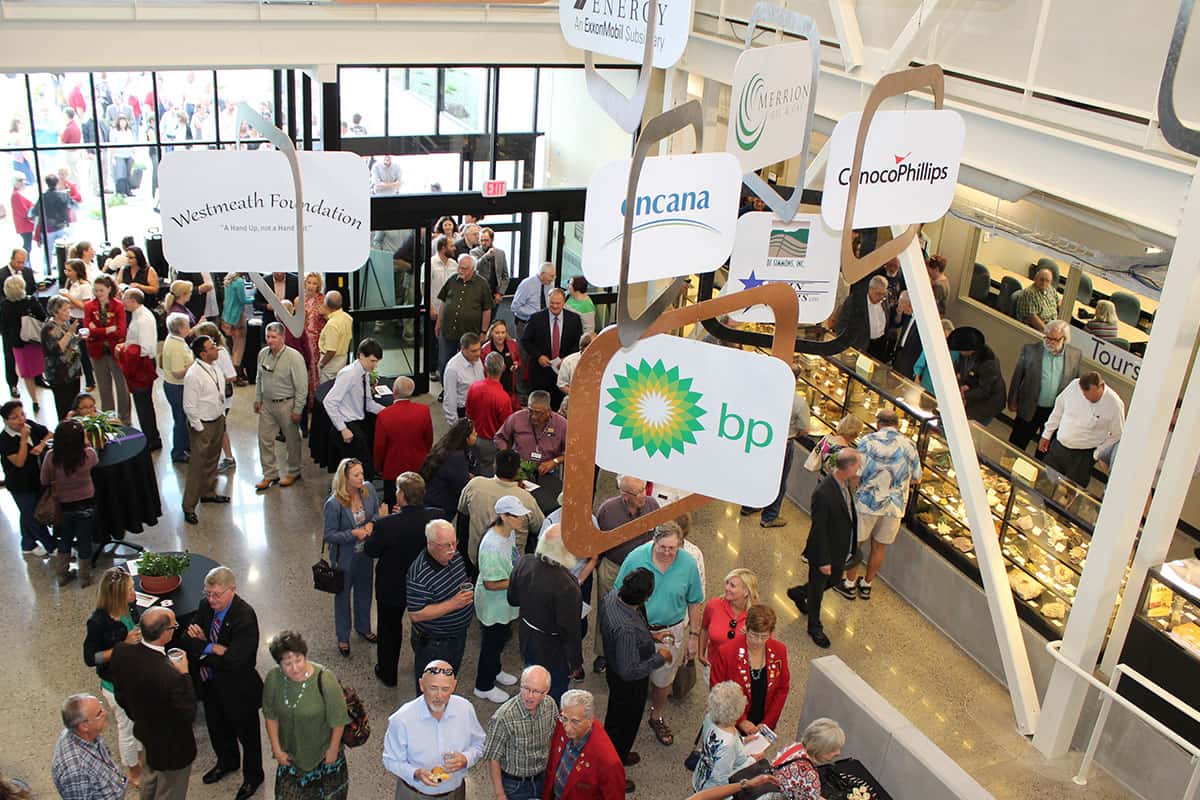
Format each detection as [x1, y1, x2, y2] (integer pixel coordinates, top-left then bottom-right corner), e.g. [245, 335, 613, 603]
[22, 544, 48, 557]
[857, 579, 872, 600]
[832, 580, 857, 601]
[217, 458, 236, 473]
[473, 686, 509, 703]
[761, 517, 787, 528]
[494, 670, 518, 686]
[593, 656, 607, 673]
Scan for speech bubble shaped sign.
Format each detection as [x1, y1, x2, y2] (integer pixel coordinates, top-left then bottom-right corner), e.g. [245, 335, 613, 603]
[560, 0, 692, 69]
[727, 42, 814, 174]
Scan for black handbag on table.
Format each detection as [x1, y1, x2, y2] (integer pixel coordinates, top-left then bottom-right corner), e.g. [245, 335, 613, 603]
[312, 543, 344, 594]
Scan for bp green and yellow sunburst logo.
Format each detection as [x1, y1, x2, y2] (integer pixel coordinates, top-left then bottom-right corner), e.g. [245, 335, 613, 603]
[605, 359, 706, 458]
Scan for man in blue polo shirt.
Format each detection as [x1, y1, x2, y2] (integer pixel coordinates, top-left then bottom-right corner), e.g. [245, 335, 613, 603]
[613, 521, 702, 749]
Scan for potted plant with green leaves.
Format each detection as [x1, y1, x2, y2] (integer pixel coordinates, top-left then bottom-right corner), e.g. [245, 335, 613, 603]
[137, 551, 191, 595]
[76, 411, 123, 451]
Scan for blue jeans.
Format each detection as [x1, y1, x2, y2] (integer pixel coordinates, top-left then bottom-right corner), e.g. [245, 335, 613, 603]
[501, 772, 543, 800]
[761, 443, 795, 522]
[333, 547, 374, 644]
[12, 489, 55, 551]
[437, 334, 458, 382]
[56, 504, 95, 559]
[162, 382, 189, 459]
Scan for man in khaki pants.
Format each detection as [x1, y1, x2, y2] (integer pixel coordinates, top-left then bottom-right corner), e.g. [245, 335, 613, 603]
[254, 322, 307, 491]
[181, 335, 228, 525]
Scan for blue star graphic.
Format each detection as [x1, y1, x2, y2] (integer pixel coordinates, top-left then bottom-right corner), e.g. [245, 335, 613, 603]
[739, 270, 766, 290]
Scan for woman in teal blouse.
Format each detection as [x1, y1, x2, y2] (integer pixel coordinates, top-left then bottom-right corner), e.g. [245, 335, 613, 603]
[221, 271, 248, 385]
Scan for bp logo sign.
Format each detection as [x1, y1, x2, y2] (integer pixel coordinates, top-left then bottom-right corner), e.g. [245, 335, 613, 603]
[595, 335, 795, 508]
[606, 359, 706, 458]
[735, 73, 768, 151]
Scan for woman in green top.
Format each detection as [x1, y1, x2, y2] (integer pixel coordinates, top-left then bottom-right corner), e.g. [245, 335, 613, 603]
[220, 271, 249, 385]
[566, 276, 596, 336]
[82, 567, 143, 787]
[472, 495, 532, 703]
[263, 630, 351, 800]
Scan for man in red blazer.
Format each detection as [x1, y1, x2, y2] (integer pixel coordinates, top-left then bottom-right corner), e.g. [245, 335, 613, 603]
[542, 690, 627, 799]
[373, 375, 434, 508]
[466, 352, 518, 477]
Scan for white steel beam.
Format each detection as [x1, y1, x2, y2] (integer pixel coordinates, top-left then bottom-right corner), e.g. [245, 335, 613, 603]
[1099, 350, 1200, 677]
[880, 0, 948, 73]
[1034, 163, 1200, 757]
[895, 228, 1040, 733]
[826, 0, 864, 71]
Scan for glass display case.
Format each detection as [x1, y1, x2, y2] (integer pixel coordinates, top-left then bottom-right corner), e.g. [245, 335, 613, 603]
[793, 346, 1102, 638]
[1136, 559, 1200, 656]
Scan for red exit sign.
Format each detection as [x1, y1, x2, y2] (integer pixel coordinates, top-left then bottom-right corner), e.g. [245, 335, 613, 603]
[482, 180, 508, 198]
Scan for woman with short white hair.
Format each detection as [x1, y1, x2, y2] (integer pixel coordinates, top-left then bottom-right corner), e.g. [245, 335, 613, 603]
[692, 681, 757, 792]
[768, 717, 847, 800]
[1, 274, 46, 406]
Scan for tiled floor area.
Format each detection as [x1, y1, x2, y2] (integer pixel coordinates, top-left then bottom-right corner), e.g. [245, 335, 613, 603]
[0, 384, 1134, 799]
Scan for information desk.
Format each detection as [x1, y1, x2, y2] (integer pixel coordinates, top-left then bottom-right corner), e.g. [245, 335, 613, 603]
[92, 426, 163, 562]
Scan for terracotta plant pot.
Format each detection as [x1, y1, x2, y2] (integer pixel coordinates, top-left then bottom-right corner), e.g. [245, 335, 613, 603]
[140, 575, 182, 595]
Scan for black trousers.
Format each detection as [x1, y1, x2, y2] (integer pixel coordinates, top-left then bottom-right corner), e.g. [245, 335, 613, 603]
[476, 621, 513, 691]
[3, 336, 15, 391]
[203, 694, 265, 785]
[132, 387, 161, 449]
[382, 479, 397, 510]
[605, 669, 649, 762]
[338, 420, 375, 478]
[376, 603, 405, 686]
[1046, 439, 1094, 487]
[51, 377, 80, 421]
[805, 556, 845, 635]
[410, 627, 467, 693]
[1008, 405, 1052, 451]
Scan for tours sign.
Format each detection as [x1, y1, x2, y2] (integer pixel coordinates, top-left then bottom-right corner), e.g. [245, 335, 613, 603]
[581, 152, 741, 286]
[560, 0, 692, 69]
[820, 109, 965, 230]
[720, 211, 840, 323]
[159, 150, 370, 273]
[595, 334, 794, 508]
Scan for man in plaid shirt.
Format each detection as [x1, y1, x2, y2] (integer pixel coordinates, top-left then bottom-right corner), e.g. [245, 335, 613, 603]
[1014, 267, 1060, 332]
[50, 694, 128, 800]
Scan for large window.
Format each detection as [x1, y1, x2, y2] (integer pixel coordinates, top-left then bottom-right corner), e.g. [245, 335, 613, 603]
[1, 69, 315, 275]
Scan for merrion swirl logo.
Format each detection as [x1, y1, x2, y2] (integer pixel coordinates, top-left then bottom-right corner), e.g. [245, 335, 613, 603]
[736, 72, 768, 151]
[605, 359, 706, 458]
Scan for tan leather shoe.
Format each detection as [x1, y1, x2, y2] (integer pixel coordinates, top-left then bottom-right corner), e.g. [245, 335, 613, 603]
[255, 478, 278, 492]
[279, 475, 300, 487]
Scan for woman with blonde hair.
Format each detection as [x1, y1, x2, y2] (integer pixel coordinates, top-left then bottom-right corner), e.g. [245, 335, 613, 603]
[322, 458, 382, 657]
[1086, 299, 1120, 340]
[769, 718, 847, 800]
[221, 271, 249, 385]
[57, 258, 95, 391]
[82, 567, 143, 787]
[808, 414, 866, 476]
[698, 568, 760, 672]
[164, 279, 196, 327]
[0, 274, 46, 406]
[301, 273, 326, 414]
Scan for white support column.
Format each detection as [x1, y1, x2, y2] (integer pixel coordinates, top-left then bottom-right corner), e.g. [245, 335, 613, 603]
[826, 0, 864, 71]
[803, 146, 829, 190]
[659, 68, 691, 156]
[894, 227, 1041, 733]
[1100, 352, 1200, 677]
[881, 0, 947, 73]
[1020, 0, 1053, 113]
[1034, 165, 1200, 757]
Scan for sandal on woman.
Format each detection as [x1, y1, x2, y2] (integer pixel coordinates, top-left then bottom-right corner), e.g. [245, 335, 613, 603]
[357, 631, 378, 644]
[648, 716, 674, 746]
[338, 642, 351, 658]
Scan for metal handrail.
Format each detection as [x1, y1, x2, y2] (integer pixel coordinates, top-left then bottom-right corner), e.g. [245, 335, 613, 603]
[1044, 640, 1200, 798]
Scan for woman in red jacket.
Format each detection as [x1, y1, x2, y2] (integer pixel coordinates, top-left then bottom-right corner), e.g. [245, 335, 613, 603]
[83, 275, 131, 424]
[710, 604, 790, 737]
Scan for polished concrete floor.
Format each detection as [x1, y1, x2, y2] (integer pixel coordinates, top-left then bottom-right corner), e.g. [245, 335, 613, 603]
[0, 383, 1135, 799]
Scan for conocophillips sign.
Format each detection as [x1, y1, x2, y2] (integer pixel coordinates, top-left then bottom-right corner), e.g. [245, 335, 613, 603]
[559, 0, 692, 68]
[726, 42, 813, 173]
[821, 109, 965, 230]
[581, 153, 741, 286]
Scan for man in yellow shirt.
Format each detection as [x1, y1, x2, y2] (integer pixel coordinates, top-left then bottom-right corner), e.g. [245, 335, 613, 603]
[160, 312, 195, 463]
[317, 290, 354, 383]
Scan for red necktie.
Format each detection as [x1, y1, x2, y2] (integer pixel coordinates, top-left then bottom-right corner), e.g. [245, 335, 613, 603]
[551, 315, 560, 360]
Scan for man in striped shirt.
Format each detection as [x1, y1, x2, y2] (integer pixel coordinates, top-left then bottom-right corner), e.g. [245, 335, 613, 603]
[406, 519, 475, 693]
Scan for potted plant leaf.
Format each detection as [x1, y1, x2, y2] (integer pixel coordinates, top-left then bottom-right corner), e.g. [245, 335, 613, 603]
[77, 411, 123, 451]
[137, 551, 191, 595]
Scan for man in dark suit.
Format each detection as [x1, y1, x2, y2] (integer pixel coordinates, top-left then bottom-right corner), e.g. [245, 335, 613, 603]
[364, 471, 444, 687]
[1007, 320, 1082, 452]
[181, 566, 264, 800]
[519, 288, 582, 411]
[5, 247, 38, 296]
[109, 607, 197, 800]
[252, 271, 299, 325]
[890, 292, 922, 378]
[786, 449, 861, 648]
[835, 274, 890, 360]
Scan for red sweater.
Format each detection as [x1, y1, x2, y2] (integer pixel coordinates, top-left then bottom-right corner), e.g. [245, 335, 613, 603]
[710, 634, 791, 731]
[372, 399, 433, 481]
[83, 298, 127, 360]
[11, 190, 34, 235]
[465, 377, 517, 440]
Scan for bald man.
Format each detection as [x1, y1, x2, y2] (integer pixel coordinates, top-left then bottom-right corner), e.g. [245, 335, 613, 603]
[374, 375, 434, 508]
[484, 665, 557, 800]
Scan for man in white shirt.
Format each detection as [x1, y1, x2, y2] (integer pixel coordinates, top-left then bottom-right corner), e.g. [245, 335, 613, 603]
[510, 264, 553, 338]
[555, 332, 593, 416]
[1039, 371, 1125, 487]
[371, 155, 402, 195]
[118, 288, 162, 451]
[428, 236, 457, 377]
[442, 333, 484, 426]
[323, 337, 385, 476]
[181, 335, 228, 524]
